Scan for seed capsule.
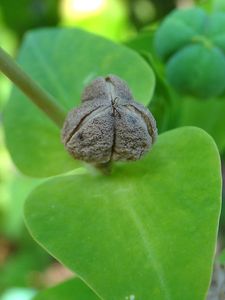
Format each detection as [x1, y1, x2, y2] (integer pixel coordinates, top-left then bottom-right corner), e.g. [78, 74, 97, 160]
[61, 75, 157, 164]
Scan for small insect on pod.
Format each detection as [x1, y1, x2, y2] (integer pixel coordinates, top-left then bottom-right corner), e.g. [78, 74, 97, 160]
[61, 75, 157, 164]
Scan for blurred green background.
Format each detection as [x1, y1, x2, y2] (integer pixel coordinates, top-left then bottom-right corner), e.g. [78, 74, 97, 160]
[0, 0, 223, 299]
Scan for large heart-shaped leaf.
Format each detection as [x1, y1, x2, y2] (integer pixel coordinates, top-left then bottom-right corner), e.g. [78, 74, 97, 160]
[3, 28, 155, 177]
[24, 127, 221, 300]
[33, 278, 100, 300]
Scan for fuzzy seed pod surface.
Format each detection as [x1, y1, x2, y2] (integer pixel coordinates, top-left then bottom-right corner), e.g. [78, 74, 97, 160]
[61, 75, 157, 164]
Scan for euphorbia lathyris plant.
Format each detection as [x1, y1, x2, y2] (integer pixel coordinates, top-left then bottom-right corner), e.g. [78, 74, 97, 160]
[1, 28, 222, 299]
[155, 8, 225, 99]
[153, 7, 225, 153]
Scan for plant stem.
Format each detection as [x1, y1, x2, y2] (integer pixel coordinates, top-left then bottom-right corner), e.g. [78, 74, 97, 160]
[0, 46, 66, 128]
[93, 162, 112, 175]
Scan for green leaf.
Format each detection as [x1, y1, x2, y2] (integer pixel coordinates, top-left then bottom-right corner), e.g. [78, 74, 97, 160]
[177, 96, 225, 153]
[24, 127, 221, 300]
[125, 29, 156, 54]
[217, 249, 225, 265]
[213, 0, 225, 12]
[3, 28, 155, 177]
[125, 28, 164, 75]
[3, 175, 42, 239]
[33, 278, 100, 300]
[196, 0, 213, 12]
[125, 32, 174, 133]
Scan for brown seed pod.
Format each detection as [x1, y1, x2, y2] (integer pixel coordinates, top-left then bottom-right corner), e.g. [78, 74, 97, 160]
[61, 75, 157, 164]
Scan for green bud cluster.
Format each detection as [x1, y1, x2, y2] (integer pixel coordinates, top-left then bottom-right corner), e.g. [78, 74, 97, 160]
[155, 8, 225, 99]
